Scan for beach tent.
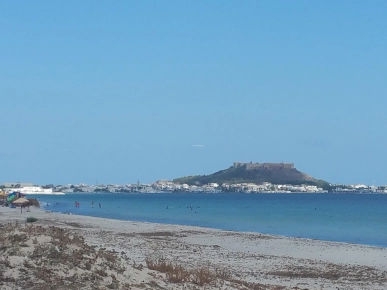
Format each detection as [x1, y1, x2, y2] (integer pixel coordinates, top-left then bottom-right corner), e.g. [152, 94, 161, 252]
[7, 192, 20, 203]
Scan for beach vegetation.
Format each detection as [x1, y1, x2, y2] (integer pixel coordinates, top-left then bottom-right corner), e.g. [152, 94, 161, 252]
[132, 261, 144, 270]
[145, 255, 233, 286]
[144, 255, 287, 289]
[26, 217, 38, 223]
[0, 223, 135, 289]
[191, 265, 217, 286]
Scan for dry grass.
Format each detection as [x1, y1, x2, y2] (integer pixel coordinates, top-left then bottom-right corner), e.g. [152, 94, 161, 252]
[0, 223, 132, 290]
[145, 255, 284, 289]
[191, 265, 217, 286]
[144, 255, 312, 289]
[146, 256, 218, 285]
[267, 263, 387, 284]
[230, 279, 287, 290]
[139, 231, 175, 237]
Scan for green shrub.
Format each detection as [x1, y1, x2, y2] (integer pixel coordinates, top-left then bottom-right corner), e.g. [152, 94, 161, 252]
[26, 217, 38, 223]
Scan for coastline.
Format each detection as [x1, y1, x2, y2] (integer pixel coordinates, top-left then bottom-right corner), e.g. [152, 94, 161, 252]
[1, 206, 387, 289]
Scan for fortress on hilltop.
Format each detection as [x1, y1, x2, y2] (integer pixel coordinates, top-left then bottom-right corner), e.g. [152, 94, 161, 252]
[173, 160, 328, 189]
[233, 162, 295, 170]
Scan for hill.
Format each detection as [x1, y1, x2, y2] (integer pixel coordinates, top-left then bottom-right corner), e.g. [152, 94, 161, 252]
[173, 162, 330, 190]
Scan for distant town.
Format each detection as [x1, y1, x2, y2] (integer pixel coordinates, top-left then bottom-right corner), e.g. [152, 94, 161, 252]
[2, 181, 386, 194]
[2, 160, 386, 194]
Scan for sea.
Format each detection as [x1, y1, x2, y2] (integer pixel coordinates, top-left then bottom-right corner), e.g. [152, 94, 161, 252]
[27, 192, 387, 248]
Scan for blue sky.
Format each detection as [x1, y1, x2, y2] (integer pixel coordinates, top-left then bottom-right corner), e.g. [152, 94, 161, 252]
[1, 1, 386, 185]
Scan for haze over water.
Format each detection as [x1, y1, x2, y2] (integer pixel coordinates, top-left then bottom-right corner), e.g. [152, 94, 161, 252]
[33, 192, 387, 247]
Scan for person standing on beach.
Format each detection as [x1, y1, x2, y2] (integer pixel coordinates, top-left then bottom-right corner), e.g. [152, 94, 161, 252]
[99, 202, 101, 208]
[92, 201, 94, 208]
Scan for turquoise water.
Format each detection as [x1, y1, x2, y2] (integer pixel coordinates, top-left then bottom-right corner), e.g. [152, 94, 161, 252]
[29, 193, 387, 247]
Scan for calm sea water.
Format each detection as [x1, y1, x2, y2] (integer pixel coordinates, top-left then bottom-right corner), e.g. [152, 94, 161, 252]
[28, 193, 387, 247]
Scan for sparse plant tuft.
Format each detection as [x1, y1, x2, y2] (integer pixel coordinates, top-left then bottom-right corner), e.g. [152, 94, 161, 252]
[26, 217, 38, 223]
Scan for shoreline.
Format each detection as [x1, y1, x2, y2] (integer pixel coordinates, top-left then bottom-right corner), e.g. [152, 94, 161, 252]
[19, 205, 387, 248]
[30, 191, 387, 249]
[42, 204, 387, 249]
[1, 206, 387, 289]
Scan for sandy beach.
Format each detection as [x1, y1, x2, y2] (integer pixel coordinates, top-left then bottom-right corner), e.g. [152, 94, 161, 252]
[1, 206, 386, 290]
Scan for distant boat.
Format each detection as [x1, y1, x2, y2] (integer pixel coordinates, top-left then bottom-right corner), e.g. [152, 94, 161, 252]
[6, 186, 65, 195]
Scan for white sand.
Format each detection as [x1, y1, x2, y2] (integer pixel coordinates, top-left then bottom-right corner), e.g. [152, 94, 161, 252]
[1, 205, 386, 289]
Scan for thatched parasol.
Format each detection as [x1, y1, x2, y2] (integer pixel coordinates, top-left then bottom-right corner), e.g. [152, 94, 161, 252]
[12, 197, 29, 205]
[12, 197, 30, 213]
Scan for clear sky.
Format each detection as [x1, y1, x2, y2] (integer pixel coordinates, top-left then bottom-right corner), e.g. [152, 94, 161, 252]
[1, 1, 386, 186]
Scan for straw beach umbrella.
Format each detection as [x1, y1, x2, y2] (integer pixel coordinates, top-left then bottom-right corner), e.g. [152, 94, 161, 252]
[12, 197, 29, 213]
[12, 197, 29, 204]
